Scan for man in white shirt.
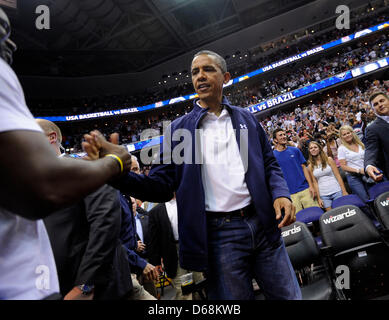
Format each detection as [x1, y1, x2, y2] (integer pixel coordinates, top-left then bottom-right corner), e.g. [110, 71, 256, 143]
[85, 50, 301, 300]
[0, 8, 130, 300]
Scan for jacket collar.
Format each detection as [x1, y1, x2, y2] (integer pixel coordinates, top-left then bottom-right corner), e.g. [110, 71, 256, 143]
[192, 96, 233, 115]
[376, 115, 389, 124]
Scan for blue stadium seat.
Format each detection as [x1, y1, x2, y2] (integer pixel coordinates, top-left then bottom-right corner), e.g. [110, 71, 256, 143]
[331, 194, 366, 209]
[331, 194, 380, 227]
[368, 181, 389, 201]
[296, 206, 324, 224]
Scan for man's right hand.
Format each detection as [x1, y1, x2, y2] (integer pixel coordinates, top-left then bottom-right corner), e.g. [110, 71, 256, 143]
[366, 165, 384, 182]
[83, 130, 132, 172]
[143, 263, 160, 281]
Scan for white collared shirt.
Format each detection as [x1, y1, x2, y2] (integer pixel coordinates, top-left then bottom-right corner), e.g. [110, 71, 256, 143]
[165, 199, 179, 241]
[135, 213, 144, 243]
[197, 101, 251, 212]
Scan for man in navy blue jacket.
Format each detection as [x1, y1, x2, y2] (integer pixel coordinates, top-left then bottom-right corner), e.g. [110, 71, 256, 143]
[85, 50, 301, 300]
[119, 193, 158, 300]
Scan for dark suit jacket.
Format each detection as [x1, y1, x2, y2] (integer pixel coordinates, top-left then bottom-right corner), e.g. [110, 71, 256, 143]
[44, 184, 132, 299]
[135, 211, 150, 259]
[364, 117, 389, 178]
[148, 203, 178, 278]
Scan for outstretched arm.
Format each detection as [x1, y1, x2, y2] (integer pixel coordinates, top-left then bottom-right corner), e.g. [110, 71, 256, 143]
[0, 130, 130, 220]
[364, 127, 384, 182]
[84, 130, 175, 202]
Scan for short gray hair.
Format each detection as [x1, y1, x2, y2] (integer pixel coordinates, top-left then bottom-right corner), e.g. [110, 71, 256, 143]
[130, 155, 140, 171]
[131, 155, 139, 165]
[192, 50, 227, 73]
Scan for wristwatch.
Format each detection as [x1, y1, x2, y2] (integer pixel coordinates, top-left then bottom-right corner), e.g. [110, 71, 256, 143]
[78, 284, 95, 295]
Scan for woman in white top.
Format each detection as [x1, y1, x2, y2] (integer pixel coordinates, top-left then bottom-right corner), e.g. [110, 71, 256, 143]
[308, 141, 348, 210]
[337, 125, 370, 202]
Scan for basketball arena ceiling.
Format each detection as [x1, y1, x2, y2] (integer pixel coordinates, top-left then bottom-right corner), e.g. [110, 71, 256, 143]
[6, 0, 318, 76]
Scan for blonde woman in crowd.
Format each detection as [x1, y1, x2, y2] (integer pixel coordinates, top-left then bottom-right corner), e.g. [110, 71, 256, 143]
[337, 125, 370, 202]
[308, 141, 348, 210]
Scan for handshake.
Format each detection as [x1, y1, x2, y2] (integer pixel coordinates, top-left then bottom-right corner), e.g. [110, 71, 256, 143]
[82, 130, 132, 174]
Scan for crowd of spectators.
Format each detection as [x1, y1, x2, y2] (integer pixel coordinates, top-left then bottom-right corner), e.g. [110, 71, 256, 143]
[58, 30, 388, 153]
[258, 78, 389, 203]
[231, 2, 389, 76]
[3, 0, 389, 302]
[60, 76, 388, 192]
[28, 5, 389, 118]
[259, 79, 388, 148]
[227, 33, 389, 107]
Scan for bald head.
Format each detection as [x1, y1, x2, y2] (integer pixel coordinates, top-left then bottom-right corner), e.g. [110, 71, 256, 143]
[36, 119, 62, 155]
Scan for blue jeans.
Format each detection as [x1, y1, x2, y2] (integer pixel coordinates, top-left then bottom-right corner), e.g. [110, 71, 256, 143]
[206, 213, 302, 300]
[321, 190, 343, 209]
[346, 174, 370, 203]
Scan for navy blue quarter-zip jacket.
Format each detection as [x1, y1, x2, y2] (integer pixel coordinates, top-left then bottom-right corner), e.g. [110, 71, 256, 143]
[113, 97, 290, 272]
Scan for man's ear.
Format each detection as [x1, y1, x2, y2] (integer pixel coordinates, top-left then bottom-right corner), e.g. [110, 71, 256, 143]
[48, 132, 57, 145]
[223, 72, 231, 84]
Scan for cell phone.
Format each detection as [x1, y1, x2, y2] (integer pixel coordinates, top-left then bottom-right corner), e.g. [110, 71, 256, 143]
[377, 168, 384, 175]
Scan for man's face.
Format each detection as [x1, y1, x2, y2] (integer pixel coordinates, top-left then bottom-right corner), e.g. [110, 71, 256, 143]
[131, 162, 140, 174]
[275, 131, 287, 146]
[191, 54, 230, 104]
[130, 157, 140, 174]
[371, 94, 389, 116]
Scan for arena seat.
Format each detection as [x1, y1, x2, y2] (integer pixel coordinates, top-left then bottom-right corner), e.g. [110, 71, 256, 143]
[331, 194, 366, 209]
[368, 181, 389, 201]
[281, 222, 339, 300]
[374, 191, 389, 230]
[319, 205, 389, 299]
[296, 206, 324, 224]
[332, 194, 379, 226]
